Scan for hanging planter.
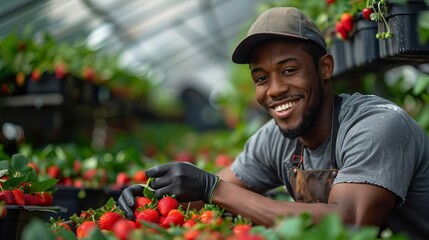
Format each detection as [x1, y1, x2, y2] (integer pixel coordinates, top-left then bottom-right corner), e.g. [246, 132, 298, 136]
[378, 0, 429, 61]
[328, 33, 355, 77]
[352, 14, 381, 67]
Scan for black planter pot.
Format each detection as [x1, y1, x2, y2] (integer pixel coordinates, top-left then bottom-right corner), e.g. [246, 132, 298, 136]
[25, 72, 100, 104]
[329, 37, 355, 77]
[378, 1, 429, 62]
[353, 16, 381, 67]
[46, 186, 109, 220]
[0, 206, 65, 240]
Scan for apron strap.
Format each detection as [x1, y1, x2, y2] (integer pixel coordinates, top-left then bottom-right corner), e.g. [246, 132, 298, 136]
[285, 95, 343, 199]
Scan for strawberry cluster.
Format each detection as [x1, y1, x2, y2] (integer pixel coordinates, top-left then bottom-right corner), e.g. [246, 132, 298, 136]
[48, 181, 261, 240]
[0, 154, 57, 218]
[335, 12, 353, 40]
[0, 188, 53, 206]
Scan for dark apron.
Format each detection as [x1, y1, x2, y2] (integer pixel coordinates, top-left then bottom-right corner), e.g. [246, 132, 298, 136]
[285, 96, 342, 203]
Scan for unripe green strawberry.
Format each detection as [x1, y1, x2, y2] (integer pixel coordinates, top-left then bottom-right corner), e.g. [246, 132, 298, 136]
[157, 196, 179, 216]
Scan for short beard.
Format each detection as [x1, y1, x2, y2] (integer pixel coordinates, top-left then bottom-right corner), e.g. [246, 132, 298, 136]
[276, 90, 325, 139]
[276, 109, 318, 139]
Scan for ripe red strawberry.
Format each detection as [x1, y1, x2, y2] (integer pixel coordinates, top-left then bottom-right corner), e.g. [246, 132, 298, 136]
[83, 169, 97, 180]
[340, 12, 353, 32]
[73, 178, 84, 188]
[174, 151, 194, 163]
[35, 192, 53, 206]
[134, 196, 152, 216]
[335, 21, 349, 40]
[82, 66, 96, 82]
[47, 165, 61, 179]
[76, 221, 98, 239]
[362, 7, 373, 21]
[233, 224, 252, 236]
[27, 162, 39, 173]
[215, 153, 233, 167]
[11, 189, 25, 206]
[183, 229, 201, 240]
[80, 209, 95, 220]
[31, 69, 41, 82]
[136, 196, 152, 208]
[98, 212, 123, 231]
[55, 62, 66, 79]
[157, 196, 179, 216]
[199, 210, 215, 224]
[113, 219, 137, 240]
[1, 83, 10, 95]
[116, 172, 131, 187]
[133, 170, 147, 183]
[58, 222, 71, 231]
[0, 190, 15, 205]
[24, 193, 39, 206]
[73, 160, 82, 173]
[160, 209, 184, 228]
[136, 209, 159, 223]
[183, 219, 197, 228]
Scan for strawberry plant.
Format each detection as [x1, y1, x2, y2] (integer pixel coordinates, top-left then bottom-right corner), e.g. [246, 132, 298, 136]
[0, 153, 58, 206]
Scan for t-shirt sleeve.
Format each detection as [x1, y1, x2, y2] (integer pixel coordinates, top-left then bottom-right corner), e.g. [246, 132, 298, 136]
[334, 107, 419, 204]
[231, 120, 284, 194]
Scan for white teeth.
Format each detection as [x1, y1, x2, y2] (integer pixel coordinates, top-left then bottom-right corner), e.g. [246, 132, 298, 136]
[274, 101, 297, 112]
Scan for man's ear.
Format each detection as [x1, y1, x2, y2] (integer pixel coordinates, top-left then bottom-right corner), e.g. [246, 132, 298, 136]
[319, 54, 334, 80]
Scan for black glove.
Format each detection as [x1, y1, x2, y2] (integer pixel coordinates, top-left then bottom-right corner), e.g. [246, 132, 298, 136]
[118, 184, 144, 220]
[146, 162, 220, 204]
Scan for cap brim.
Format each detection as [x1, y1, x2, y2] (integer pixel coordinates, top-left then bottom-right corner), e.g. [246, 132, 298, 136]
[231, 33, 308, 64]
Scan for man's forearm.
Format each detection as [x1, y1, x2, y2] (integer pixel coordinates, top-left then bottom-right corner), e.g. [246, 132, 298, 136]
[212, 180, 339, 226]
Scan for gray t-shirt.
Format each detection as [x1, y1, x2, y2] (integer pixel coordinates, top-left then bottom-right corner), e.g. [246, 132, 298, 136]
[231, 93, 429, 239]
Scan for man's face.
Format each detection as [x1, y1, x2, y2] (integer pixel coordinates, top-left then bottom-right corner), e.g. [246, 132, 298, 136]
[249, 39, 325, 138]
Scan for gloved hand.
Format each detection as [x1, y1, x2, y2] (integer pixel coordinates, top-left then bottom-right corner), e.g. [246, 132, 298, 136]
[147, 162, 220, 204]
[118, 184, 144, 220]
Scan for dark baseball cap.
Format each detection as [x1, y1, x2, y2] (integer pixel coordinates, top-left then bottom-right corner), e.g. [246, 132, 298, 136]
[232, 7, 326, 64]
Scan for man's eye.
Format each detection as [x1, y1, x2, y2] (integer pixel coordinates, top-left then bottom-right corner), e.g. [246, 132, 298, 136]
[254, 75, 267, 84]
[282, 68, 296, 75]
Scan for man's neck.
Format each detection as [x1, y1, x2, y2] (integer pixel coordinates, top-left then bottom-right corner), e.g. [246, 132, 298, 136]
[298, 94, 335, 150]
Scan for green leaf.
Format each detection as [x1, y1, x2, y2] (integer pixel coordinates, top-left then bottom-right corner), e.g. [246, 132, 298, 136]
[412, 74, 429, 96]
[0, 169, 8, 178]
[275, 215, 305, 238]
[21, 219, 56, 240]
[317, 213, 344, 239]
[0, 160, 10, 170]
[348, 226, 379, 240]
[86, 227, 108, 240]
[144, 178, 156, 200]
[29, 178, 58, 193]
[58, 227, 78, 240]
[2, 175, 27, 189]
[11, 153, 29, 172]
[418, 11, 429, 44]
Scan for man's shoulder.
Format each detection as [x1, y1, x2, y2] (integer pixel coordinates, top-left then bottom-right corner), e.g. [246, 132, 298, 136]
[339, 93, 407, 119]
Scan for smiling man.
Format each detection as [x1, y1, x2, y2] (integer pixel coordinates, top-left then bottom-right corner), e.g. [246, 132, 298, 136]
[119, 7, 429, 239]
